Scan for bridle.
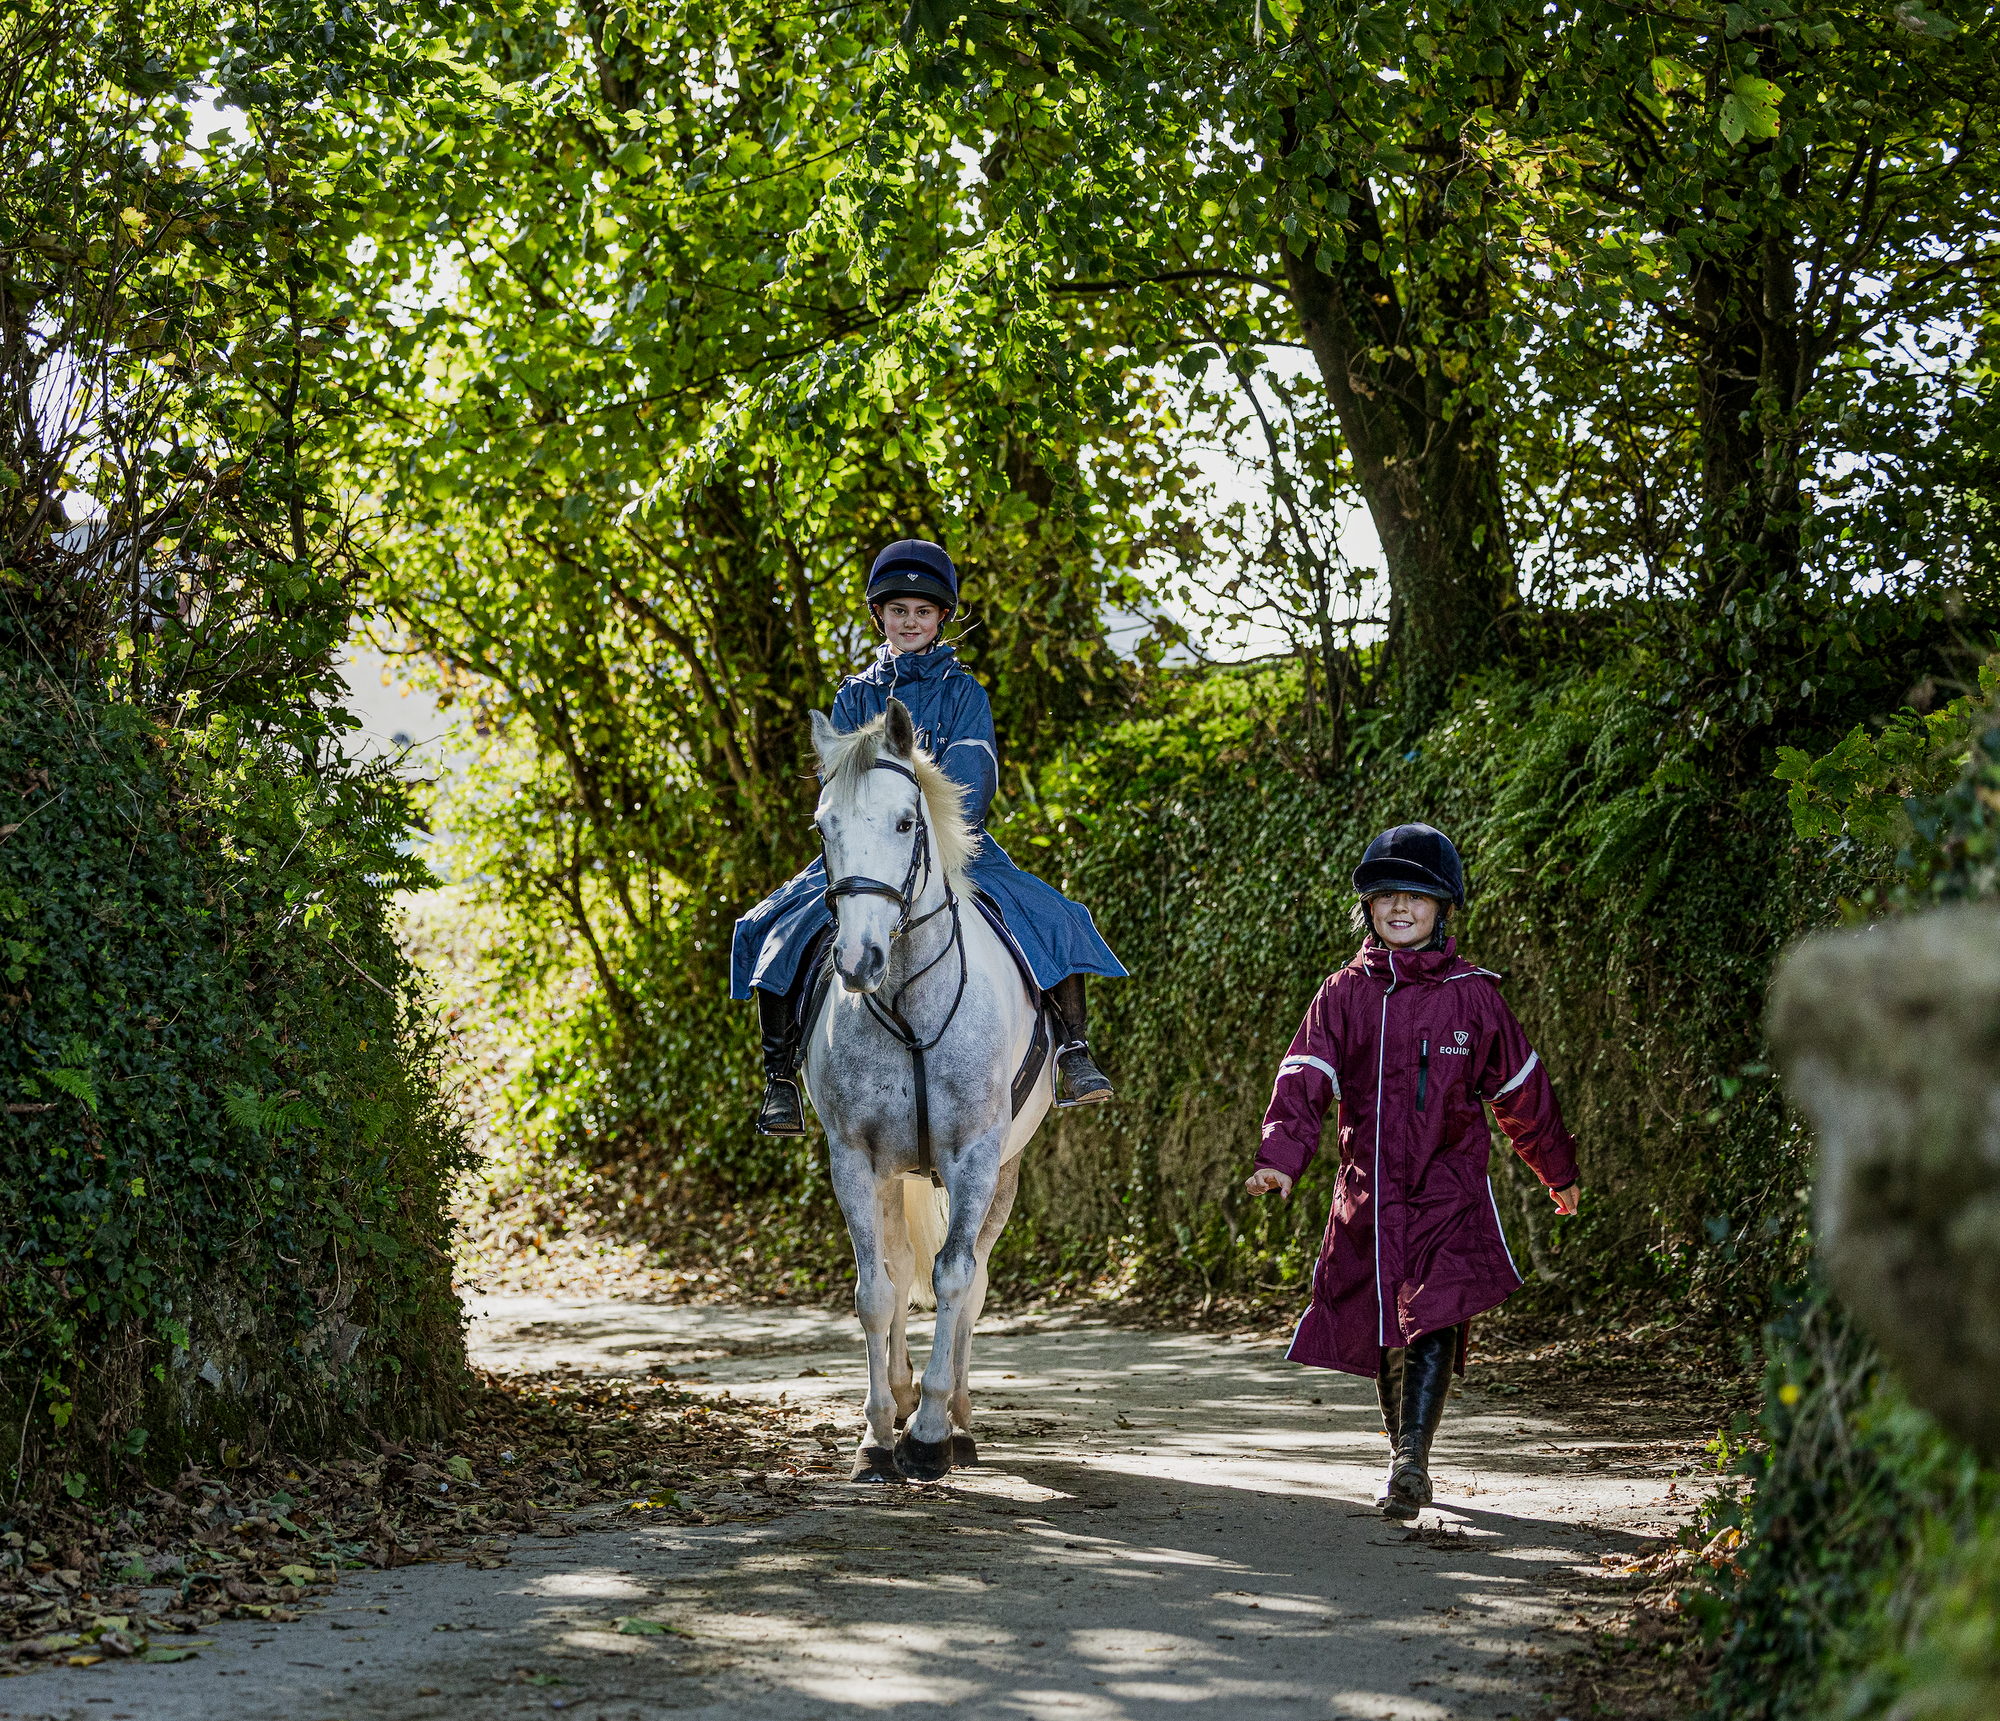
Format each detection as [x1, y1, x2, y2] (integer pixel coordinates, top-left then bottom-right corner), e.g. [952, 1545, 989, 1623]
[822, 758, 942, 935]
[820, 757, 968, 1185]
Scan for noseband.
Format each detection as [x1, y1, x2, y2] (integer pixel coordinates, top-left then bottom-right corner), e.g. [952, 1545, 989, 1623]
[820, 755, 967, 1185]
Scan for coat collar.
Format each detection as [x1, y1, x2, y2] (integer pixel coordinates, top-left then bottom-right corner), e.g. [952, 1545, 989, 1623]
[1353, 936, 1474, 985]
[857, 642, 960, 687]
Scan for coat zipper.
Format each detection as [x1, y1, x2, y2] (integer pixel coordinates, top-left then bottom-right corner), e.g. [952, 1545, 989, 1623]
[1417, 1037, 1429, 1112]
[1372, 950, 1398, 1348]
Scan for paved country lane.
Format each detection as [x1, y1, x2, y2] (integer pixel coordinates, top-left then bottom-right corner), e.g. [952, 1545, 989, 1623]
[3, 1299, 1695, 1721]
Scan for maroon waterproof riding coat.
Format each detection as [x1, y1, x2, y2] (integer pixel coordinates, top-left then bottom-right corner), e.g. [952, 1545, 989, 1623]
[1255, 937, 1579, 1377]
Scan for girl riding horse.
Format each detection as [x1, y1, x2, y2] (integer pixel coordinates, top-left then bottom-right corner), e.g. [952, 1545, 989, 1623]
[731, 539, 1126, 1135]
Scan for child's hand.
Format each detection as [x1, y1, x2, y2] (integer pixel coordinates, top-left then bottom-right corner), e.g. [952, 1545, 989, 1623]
[1549, 1181, 1581, 1216]
[1244, 1168, 1294, 1198]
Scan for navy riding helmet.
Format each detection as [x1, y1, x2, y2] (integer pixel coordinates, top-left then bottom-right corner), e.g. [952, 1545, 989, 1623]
[1352, 823, 1468, 909]
[867, 539, 959, 619]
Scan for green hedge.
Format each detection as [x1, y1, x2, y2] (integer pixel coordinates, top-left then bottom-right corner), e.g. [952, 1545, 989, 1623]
[458, 640, 1892, 1317]
[1695, 682, 2000, 1720]
[975, 655, 1863, 1314]
[1698, 1290, 2000, 1720]
[1, 660, 470, 1496]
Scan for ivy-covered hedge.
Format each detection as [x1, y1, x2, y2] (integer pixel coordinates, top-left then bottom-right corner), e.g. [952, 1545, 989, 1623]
[1692, 681, 2000, 1720]
[1, 660, 470, 1498]
[979, 654, 1863, 1314]
[459, 636, 1903, 1318]
[1697, 1289, 2000, 1720]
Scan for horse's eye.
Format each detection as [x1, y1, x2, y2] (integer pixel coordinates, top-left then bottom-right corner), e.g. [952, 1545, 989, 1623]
[896, 817, 914, 833]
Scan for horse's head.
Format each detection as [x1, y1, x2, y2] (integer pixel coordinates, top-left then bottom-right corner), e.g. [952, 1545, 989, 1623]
[811, 699, 969, 993]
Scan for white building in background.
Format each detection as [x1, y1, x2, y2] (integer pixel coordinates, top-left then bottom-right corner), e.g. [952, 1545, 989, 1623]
[336, 644, 477, 873]
[336, 644, 471, 768]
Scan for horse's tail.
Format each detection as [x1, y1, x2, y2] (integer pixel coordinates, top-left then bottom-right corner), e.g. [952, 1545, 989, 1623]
[903, 1178, 951, 1311]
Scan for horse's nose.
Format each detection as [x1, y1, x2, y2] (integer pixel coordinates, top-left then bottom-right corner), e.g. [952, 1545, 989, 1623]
[836, 941, 887, 992]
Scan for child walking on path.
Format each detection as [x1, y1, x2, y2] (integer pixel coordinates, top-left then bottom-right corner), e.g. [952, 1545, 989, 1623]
[1245, 823, 1582, 1519]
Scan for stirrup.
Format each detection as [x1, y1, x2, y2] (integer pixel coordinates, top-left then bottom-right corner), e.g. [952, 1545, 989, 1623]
[1054, 1041, 1114, 1108]
[756, 1077, 807, 1136]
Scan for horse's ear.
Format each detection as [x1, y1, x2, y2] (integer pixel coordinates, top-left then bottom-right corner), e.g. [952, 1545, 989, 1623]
[885, 697, 915, 760]
[809, 709, 839, 768]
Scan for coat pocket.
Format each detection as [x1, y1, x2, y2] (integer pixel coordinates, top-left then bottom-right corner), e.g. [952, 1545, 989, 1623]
[1333, 1160, 1370, 1225]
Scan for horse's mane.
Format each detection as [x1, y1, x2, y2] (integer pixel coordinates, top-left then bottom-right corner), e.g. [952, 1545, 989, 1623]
[817, 715, 976, 884]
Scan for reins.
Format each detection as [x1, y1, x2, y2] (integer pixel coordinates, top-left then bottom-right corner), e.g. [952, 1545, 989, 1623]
[821, 757, 968, 1186]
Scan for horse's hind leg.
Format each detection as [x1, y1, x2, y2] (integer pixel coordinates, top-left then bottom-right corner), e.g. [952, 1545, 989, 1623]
[828, 1138, 902, 1483]
[884, 1186, 920, 1428]
[948, 1153, 1022, 1461]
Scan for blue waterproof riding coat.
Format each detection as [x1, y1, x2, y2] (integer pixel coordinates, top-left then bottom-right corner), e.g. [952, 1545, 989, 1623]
[729, 643, 1127, 1000]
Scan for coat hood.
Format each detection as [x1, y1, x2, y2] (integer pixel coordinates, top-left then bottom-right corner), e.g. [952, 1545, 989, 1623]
[1352, 936, 1485, 985]
[858, 641, 963, 686]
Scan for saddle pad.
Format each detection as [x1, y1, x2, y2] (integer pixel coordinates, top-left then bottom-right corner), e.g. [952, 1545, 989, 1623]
[968, 888, 1041, 1012]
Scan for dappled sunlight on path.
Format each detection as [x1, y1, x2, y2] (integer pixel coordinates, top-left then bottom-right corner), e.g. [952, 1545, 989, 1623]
[6, 1306, 1704, 1720]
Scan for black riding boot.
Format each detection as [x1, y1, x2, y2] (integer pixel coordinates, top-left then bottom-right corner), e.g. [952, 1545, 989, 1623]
[755, 986, 806, 1136]
[1049, 974, 1114, 1105]
[1384, 1325, 1457, 1519]
[1375, 1346, 1406, 1509]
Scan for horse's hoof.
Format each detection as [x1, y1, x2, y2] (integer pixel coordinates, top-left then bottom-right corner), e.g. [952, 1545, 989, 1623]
[850, 1446, 904, 1484]
[894, 1431, 954, 1482]
[951, 1434, 979, 1467]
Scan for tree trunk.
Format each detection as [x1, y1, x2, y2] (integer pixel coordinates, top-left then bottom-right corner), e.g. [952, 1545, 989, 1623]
[1689, 151, 1806, 612]
[1274, 164, 1516, 732]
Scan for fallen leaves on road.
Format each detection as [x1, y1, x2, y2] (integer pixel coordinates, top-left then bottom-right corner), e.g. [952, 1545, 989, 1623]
[0, 1361, 837, 1673]
[614, 1615, 692, 1638]
[1599, 1524, 1746, 1583]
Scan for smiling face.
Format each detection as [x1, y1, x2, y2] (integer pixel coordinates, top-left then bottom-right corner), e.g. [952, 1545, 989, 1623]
[1368, 890, 1446, 950]
[878, 597, 943, 654]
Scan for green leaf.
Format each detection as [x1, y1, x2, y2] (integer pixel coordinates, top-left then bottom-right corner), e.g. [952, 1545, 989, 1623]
[1351, 5, 1404, 61]
[615, 1616, 690, 1637]
[899, 0, 966, 45]
[142, 1646, 202, 1663]
[224, 1086, 267, 1132]
[1772, 746, 1815, 784]
[1719, 75, 1782, 144]
[1893, 0, 1957, 38]
[1650, 56, 1698, 94]
[45, 1066, 97, 1113]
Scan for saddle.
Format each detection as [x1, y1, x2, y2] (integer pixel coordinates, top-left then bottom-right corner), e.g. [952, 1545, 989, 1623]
[795, 892, 1052, 1136]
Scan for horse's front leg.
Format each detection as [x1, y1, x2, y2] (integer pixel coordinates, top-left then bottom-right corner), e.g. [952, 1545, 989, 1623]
[896, 1123, 1007, 1482]
[947, 1151, 1023, 1459]
[828, 1137, 903, 1483]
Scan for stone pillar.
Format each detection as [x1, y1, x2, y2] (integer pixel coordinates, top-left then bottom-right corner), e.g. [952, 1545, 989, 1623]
[1767, 905, 2000, 1460]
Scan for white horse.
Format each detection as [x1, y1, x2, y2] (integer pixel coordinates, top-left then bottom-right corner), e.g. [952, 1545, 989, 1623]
[803, 698, 1053, 1482]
